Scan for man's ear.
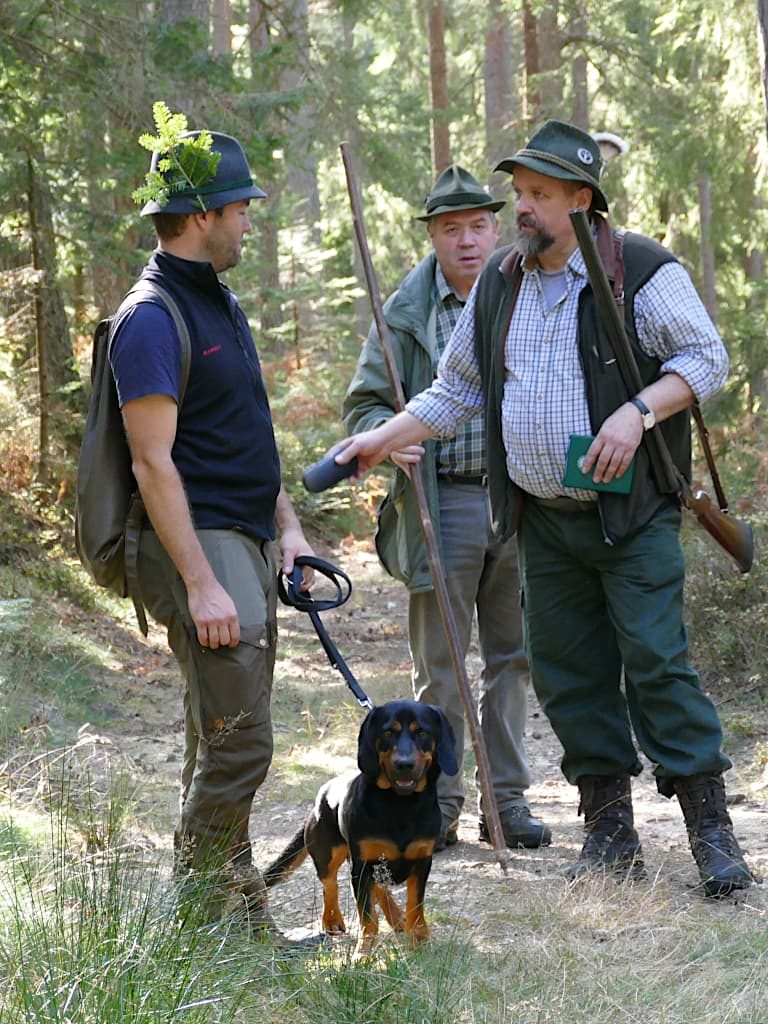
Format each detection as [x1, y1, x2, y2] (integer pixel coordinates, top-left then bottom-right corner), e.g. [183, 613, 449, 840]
[572, 184, 593, 213]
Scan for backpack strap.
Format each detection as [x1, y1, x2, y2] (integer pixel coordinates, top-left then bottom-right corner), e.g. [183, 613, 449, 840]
[119, 281, 192, 400]
[111, 281, 192, 636]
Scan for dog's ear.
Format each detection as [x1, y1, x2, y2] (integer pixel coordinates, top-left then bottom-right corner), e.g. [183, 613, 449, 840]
[357, 707, 382, 778]
[427, 705, 459, 777]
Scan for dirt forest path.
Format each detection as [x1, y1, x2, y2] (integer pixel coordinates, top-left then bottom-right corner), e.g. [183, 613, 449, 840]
[83, 535, 768, 949]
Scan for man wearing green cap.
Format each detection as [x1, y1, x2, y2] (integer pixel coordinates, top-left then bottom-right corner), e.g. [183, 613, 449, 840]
[335, 120, 752, 899]
[343, 165, 551, 853]
[109, 128, 319, 944]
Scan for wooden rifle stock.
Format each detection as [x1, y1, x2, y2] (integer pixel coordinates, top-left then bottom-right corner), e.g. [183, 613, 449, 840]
[569, 208, 754, 574]
[685, 488, 753, 574]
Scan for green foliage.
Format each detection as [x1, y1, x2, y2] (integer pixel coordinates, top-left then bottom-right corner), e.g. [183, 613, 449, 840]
[131, 102, 221, 212]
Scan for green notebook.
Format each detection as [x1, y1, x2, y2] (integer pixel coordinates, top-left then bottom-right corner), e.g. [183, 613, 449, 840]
[562, 434, 635, 495]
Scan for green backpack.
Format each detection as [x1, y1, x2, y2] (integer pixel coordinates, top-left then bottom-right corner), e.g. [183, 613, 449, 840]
[75, 280, 191, 634]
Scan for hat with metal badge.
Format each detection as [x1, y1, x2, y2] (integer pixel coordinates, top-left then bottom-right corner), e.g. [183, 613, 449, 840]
[415, 164, 505, 222]
[140, 131, 266, 216]
[494, 119, 608, 214]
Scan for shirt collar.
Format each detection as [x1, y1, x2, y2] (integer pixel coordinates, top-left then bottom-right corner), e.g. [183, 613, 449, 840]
[150, 248, 227, 302]
[434, 261, 465, 304]
[521, 244, 587, 279]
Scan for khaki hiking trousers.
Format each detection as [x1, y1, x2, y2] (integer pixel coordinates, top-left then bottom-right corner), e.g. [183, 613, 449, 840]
[137, 528, 278, 875]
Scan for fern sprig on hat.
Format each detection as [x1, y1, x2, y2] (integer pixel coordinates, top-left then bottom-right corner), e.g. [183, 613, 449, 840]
[132, 102, 221, 212]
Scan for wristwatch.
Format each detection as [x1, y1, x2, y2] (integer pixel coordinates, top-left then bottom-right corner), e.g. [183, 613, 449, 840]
[630, 396, 656, 431]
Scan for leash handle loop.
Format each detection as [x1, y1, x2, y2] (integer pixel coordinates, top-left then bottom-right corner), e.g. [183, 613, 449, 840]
[277, 555, 352, 612]
[277, 555, 374, 711]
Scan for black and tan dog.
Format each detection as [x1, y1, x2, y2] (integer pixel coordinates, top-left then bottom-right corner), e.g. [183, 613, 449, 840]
[263, 699, 457, 955]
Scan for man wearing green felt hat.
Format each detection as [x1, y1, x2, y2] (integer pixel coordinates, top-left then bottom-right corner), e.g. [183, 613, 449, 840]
[107, 113, 319, 946]
[336, 119, 752, 899]
[344, 164, 551, 854]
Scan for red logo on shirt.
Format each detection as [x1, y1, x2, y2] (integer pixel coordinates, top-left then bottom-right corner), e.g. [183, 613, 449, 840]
[202, 344, 222, 356]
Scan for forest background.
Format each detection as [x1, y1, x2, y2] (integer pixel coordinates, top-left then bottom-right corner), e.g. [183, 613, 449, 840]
[3, 1, 768, 1022]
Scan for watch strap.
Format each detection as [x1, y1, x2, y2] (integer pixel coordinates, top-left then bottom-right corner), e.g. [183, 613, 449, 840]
[630, 396, 654, 429]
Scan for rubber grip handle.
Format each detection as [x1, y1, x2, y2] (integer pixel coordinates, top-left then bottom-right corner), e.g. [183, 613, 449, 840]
[302, 451, 358, 492]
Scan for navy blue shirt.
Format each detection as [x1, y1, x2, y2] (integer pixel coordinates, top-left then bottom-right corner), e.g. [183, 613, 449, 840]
[110, 250, 281, 541]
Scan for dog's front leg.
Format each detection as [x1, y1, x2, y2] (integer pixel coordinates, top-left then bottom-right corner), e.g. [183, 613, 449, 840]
[316, 843, 349, 934]
[404, 860, 431, 947]
[350, 858, 378, 957]
[374, 883, 405, 933]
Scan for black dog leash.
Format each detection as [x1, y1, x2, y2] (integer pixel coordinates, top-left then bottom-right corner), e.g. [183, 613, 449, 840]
[277, 555, 375, 711]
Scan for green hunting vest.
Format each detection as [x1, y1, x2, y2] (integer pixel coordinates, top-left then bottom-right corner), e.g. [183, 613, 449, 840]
[473, 230, 691, 544]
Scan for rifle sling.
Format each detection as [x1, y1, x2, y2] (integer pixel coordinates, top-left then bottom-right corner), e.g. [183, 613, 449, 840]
[611, 223, 731, 513]
[571, 210, 683, 499]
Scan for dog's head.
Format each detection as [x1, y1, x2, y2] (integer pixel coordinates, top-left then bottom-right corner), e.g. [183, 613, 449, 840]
[357, 700, 458, 794]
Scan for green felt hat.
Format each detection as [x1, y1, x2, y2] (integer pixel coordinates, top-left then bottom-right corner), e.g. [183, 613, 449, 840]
[140, 131, 266, 216]
[415, 164, 505, 222]
[495, 119, 608, 214]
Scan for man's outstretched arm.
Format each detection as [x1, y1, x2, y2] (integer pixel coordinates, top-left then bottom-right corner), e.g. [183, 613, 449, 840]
[334, 411, 434, 474]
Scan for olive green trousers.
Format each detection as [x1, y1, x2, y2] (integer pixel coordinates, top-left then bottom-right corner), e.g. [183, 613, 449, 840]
[517, 500, 730, 796]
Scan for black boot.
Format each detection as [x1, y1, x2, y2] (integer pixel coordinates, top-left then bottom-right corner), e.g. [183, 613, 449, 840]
[673, 774, 753, 898]
[565, 775, 646, 882]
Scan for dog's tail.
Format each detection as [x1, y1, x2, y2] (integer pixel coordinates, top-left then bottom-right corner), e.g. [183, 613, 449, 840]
[262, 824, 309, 888]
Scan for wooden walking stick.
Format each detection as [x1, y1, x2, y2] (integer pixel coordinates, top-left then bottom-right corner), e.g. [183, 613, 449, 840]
[340, 141, 510, 873]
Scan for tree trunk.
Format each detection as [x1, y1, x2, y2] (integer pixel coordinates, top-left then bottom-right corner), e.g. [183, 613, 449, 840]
[757, 0, 768, 138]
[249, 0, 284, 349]
[522, 0, 540, 126]
[158, 0, 211, 109]
[282, 0, 322, 231]
[537, 1, 562, 121]
[339, 6, 372, 335]
[484, 0, 516, 173]
[427, 0, 451, 175]
[569, 3, 589, 129]
[697, 171, 718, 323]
[164, 0, 210, 39]
[24, 149, 76, 401]
[211, 0, 232, 56]
[26, 154, 50, 484]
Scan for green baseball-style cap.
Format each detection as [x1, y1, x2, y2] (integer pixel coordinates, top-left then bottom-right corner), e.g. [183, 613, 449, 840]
[140, 131, 266, 216]
[415, 164, 505, 222]
[495, 119, 608, 214]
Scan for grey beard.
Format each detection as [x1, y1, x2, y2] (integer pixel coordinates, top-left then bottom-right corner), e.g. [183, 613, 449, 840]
[515, 224, 555, 259]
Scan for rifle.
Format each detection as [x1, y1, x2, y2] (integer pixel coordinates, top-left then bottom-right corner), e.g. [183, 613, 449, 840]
[569, 209, 753, 574]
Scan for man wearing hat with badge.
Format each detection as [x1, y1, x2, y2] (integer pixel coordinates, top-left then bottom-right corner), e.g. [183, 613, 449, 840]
[110, 125, 319, 943]
[343, 165, 551, 854]
[336, 120, 752, 898]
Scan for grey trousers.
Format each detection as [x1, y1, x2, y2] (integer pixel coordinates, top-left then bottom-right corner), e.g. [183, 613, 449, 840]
[137, 529, 278, 875]
[409, 480, 532, 821]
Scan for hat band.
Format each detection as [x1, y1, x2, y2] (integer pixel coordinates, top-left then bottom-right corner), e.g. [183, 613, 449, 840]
[427, 190, 496, 212]
[175, 176, 255, 197]
[516, 148, 598, 183]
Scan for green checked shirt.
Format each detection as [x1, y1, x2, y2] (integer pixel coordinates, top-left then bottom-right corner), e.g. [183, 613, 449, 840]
[433, 263, 486, 477]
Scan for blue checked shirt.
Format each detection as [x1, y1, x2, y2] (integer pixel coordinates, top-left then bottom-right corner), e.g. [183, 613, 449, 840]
[407, 245, 728, 500]
[432, 264, 486, 476]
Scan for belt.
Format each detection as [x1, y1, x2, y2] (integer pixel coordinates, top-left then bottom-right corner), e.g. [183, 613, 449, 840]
[439, 474, 487, 487]
[528, 495, 597, 513]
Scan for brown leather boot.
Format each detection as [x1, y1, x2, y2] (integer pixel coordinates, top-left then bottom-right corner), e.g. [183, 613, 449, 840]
[565, 775, 646, 881]
[673, 773, 753, 897]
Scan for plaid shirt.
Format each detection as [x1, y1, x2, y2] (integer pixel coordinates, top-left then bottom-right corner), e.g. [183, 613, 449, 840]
[432, 263, 486, 476]
[407, 246, 728, 500]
